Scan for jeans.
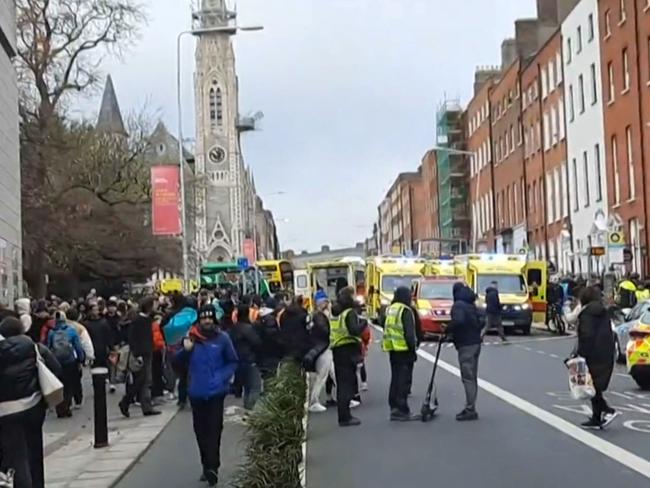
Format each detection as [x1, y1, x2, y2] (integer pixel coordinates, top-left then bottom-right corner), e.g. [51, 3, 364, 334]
[122, 354, 153, 413]
[190, 395, 225, 475]
[0, 404, 46, 488]
[309, 349, 333, 407]
[56, 362, 81, 417]
[458, 344, 481, 411]
[238, 363, 262, 410]
[333, 345, 360, 423]
[388, 352, 414, 414]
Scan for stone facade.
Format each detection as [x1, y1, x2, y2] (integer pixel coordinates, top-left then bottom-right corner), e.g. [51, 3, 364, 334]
[0, 2, 22, 304]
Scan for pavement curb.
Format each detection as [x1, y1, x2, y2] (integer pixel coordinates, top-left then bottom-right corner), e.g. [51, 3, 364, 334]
[108, 407, 180, 488]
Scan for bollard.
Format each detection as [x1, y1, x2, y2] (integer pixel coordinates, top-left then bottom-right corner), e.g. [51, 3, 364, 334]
[91, 367, 109, 448]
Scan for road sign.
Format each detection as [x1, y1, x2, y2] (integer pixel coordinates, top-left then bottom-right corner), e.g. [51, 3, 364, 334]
[590, 246, 606, 257]
[608, 231, 625, 248]
[237, 257, 249, 269]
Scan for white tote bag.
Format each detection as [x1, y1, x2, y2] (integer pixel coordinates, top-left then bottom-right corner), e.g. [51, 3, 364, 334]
[34, 345, 64, 408]
[566, 356, 596, 400]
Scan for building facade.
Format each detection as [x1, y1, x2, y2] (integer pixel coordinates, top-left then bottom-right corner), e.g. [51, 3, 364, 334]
[563, 0, 608, 275]
[193, 0, 252, 263]
[0, 2, 22, 304]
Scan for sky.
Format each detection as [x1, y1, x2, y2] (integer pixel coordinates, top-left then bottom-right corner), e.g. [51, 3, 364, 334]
[80, 0, 537, 253]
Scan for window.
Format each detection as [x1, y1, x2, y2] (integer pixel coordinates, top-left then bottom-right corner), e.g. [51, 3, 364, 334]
[549, 60, 556, 90]
[551, 105, 558, 145]
[559, 98, 565, 140]
[607, 62, 615, 102]
[623, 48, 630, 91]
[627, 125, 635, 199]
[569, 85, 575, 121]
[554, 169, 561, 221]
[583, 151, 590, 207]
[590, 63, 598, 104]
[556, 52, 563, 84]
[647, 37, 650, 81]
[208, 82, 224, 131]
[532, 181, 537, 215]
[541, 67, 548, 98]
[510, 125, 516, 153]
[577, 26, 583, 53]
[620, 0, 627, 23]
[588, 14, 594, 41]
[566, 38, 572, 63]
[612, 135, 621, 204]
[572, 158, 579, 211]
[578, 75, 585, 113]
[543, 111, 550, 151]
[561, 162, 568, 218]
[595, 144, 603, 202]
[547, 173, 555, 224]
[605, 9, 611, 37]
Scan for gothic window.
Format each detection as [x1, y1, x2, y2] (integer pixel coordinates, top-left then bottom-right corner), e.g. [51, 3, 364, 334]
[208, 80, 223, 132]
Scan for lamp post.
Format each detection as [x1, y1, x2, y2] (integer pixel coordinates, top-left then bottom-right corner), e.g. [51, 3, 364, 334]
[430, 146, 478, 252]
[176, 24, 263, 290]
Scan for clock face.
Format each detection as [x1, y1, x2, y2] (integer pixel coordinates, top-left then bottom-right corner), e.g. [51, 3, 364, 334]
[208, 146, 226, 164]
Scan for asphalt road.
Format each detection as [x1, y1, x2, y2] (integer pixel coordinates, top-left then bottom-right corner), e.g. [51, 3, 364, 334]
[306, 329, 650, 488]
[115, 402, 247, 487]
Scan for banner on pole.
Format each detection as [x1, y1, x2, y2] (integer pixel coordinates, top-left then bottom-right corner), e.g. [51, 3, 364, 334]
[151, 166, 181, 236]
[243, 238, 257, 265]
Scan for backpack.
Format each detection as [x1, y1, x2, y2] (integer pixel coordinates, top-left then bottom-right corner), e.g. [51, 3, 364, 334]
[50, 328, 76, 364]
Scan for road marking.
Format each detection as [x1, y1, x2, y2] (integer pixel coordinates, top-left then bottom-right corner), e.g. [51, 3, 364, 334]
[549, 353, 560, 359]
[524, 347, 533, 351]
[536, 350, 546, 355]
[417, 348, 650, 480]
[370, 324, 650, 480]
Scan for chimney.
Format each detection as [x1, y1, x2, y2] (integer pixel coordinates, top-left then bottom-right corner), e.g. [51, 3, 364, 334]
[536, 0, 559, 23]
[321, 245, 330, 253]
[474, 66, 500, 95]
[501, 38, 517, 70]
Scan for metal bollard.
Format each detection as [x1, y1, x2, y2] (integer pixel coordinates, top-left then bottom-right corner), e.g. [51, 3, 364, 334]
[91, 367, 109, 448]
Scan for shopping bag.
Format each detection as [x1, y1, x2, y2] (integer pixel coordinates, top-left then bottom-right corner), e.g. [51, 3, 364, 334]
[0, 468, 14, 488]
[34, 345, 64, 408]
[566, 356, 596, 400]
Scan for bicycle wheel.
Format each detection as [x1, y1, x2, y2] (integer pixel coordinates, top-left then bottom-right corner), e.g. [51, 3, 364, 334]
[547, 312, 557, 333]
[554, 315, 565, 335]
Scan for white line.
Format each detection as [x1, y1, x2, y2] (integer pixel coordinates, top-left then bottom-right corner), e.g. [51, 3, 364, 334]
[524, 347, 533, 351]
[416, 348, 650, 480]
[549, 354, 560, 359]
[536, 350, 546, 355]
[371, 324, 650, 480]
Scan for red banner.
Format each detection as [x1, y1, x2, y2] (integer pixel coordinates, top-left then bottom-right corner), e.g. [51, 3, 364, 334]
[244, 238, 257, 264]
[151, 166, 181, 236]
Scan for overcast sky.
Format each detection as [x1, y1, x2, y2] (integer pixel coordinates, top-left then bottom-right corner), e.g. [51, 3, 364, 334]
[83, 0, 537, 253]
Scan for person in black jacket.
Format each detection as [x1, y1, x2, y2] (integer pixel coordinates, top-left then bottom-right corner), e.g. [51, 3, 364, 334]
[0, 316, 62, 488]
[446, 283, 481, 421]
[331, 287, 366, 427]
[279, 298, 311, 363]
[119, 296, 160, 418]
[484, 281, 506, 341]
[255, 297, 284, 387]
[228, 303, 263, 410]
[576, 287, 618, 429]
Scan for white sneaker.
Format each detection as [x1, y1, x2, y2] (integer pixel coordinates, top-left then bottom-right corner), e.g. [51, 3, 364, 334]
[602, 411, 620, 428]
[360, 382, 368, 392]
[309, 403, 327, 413]
[350, 400, 361, 409]
[109, 384, 117, 394]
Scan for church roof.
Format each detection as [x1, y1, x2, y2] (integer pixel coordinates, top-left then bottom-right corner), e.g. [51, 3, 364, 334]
[97, 75, 126, 135]
[150, 120, 194, 162]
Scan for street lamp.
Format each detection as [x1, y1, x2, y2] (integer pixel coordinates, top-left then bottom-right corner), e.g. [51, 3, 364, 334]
[176, 24, 264, 289]
[430, 146, 479, 252]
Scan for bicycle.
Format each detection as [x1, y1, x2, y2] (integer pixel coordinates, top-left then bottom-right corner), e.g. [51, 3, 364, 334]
[547, 302, 566, 335]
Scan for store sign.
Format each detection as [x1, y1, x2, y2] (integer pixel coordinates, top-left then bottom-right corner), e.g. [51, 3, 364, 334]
[590, 246, 606, 257]
[151, 166, 181, 236]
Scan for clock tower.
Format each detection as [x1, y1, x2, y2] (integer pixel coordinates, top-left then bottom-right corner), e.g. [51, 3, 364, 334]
[192, 0, 245, 262]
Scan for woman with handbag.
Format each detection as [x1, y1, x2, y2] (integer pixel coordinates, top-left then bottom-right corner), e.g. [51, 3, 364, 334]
[0, 316, 62, 488]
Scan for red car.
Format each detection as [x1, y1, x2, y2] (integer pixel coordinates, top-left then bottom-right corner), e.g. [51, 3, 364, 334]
[413, 277, 462, 335]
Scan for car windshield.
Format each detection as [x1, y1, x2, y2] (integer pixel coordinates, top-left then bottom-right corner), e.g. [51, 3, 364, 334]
[419, 282, 455, 300]
[477, 274, 527, 295]
[381, 275, 420, 293]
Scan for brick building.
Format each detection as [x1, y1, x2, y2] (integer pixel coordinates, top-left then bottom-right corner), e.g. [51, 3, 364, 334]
[420, 150, 441, 242]
[598, 0, 648, 274]
[377, 171, 423, 255]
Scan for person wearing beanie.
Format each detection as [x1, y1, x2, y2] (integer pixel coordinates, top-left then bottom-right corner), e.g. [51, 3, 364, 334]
[175, 305, 238, 487]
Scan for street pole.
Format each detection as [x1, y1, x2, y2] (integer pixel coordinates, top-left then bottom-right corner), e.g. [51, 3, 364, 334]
[175, 24, 263, 291]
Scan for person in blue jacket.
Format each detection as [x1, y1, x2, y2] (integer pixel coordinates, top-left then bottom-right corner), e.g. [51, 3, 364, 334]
[176, 305, 238, 487]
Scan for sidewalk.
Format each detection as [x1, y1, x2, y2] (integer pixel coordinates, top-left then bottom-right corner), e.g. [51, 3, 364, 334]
[43, 374, 178, 488]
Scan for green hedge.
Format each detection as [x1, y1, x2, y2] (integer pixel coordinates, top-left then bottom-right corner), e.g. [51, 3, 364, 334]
[232, 361, 307, 488]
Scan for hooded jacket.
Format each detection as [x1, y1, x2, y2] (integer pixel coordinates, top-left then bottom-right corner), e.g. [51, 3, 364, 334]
[279, 304, 311, 361]
[47, 320, 86, 364]
[14, 298, 32, 333]
[255, 306, 285, 373]
[447, 284, 481, 349]
[577, 301, 615, 391]
[0, 332, 62, 418]
[228, 317, 262, 364]
[83, 317, 113, 367]
[392, 286, 418, 354]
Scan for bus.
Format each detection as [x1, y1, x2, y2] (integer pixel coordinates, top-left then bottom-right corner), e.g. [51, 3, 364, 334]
[256, 260, 294, 293]
[200, 262, 243, 289]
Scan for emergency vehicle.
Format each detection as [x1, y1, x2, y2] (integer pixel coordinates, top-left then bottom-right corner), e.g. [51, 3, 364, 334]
[366, 256, 427, 324]
[455, 254, 544, 335]
[413, 276, 462, 335]
[626, 318, 650, 389]
[305, 257, 366, 311]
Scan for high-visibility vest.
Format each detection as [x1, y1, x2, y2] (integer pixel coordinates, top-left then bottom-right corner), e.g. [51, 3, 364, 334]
[636, 289, 650, 302]
[382, 303, 410, 352]
[329, 309, 361, 348]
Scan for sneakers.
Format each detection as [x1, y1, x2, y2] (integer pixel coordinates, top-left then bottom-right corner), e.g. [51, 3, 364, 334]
[390, 411, 421, 422]
[109, 384, 117, 394]
[308, 403, 327, 413]
[339, 416, 362, 427]
[118, 401, 130, 418]
[143, 410, 162, 416]
[455, 409, 479, 421]
[602, 411, 620, 428]
[204, 469, 218, 487]
[581, 418, 604, 430]
[360, 382, 369, 392]
[349, 400, 361, 409]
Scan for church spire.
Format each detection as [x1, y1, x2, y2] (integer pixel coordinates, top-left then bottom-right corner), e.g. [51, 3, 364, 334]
[97, 75, 126, 135]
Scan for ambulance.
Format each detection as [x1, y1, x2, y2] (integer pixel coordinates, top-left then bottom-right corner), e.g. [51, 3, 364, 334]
[366, 256, 427, 324]
[455, 254, 543, 335]
[307, 257, 366, 311]
[626, 317, 650, 389]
